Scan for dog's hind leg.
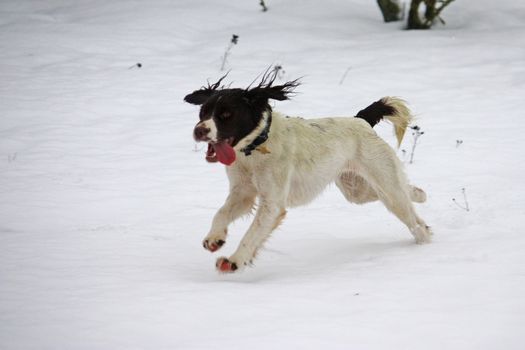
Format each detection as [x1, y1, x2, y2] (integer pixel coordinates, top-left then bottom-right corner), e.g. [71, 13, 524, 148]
[336, 172, 426, 204]
[203, 182, 257, 253]
[336, 172, 379, 204]
[410, 186, 427, 203]
[358, 140, 431, 243]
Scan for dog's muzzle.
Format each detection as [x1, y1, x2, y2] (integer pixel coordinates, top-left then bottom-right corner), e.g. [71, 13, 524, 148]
[193, 125, 210, 142]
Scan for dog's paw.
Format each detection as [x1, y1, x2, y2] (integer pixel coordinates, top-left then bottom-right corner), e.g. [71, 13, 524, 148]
[413, 224, 432, 244]
[203, 238, 225, 252]
[410, 186, 427, 203]
[216, 257, 238, 273]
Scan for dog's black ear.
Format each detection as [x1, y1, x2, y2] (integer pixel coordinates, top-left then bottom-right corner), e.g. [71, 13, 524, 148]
[262, 80, 300, 101]
[184, 90, 214, 105]
[246, 69, 300, 103]
[183, 74, 229, 105]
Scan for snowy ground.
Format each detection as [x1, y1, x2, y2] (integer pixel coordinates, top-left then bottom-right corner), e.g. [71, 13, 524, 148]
[1, 0, 525, 349]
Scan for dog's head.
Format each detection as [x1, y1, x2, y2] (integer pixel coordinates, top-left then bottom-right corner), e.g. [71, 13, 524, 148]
[184, 71, 299, 165]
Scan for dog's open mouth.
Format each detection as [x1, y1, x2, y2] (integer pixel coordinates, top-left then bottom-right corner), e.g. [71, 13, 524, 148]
[206, 137, 236, 165]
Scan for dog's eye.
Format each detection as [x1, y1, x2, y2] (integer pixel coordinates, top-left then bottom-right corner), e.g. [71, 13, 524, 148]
[219, 111, 232, 120]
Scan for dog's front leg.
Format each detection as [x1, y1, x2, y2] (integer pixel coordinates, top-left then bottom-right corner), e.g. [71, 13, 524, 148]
[216, 198, 286, 273]
[203, 183, 256, 252]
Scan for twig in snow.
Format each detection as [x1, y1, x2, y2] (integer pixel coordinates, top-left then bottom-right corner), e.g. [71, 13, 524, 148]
[272, 64, 286, 80]
[452, 187, 470, 211]
[260, 0, 268, 12]
[128, 63, 142, 69]
[456, 139, 463, 148]
[220, 35, 239, 71]
[8, 153, 17, 163]
[408, 125, 424, 164]
[339, 67, 351, 85]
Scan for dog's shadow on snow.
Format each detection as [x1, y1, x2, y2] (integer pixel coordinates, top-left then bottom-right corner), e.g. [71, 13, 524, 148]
[177, 237, 426, 284]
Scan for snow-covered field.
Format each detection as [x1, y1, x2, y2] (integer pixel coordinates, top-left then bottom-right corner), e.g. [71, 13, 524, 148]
[1, 0, 524, 349]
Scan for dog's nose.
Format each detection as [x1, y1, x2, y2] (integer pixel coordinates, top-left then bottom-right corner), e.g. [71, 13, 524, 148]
[194, 125, 211, 141]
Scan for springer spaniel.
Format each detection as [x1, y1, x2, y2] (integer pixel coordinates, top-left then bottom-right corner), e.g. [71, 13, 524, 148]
[184, 72, 431, 273]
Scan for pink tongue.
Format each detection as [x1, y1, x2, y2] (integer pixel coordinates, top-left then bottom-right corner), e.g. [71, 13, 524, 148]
[213, 142, 236, 166]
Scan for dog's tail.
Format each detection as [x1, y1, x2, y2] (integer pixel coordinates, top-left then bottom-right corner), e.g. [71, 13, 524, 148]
[355, 97, 413, 147]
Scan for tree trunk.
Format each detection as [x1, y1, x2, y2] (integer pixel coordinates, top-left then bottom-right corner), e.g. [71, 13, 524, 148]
[407, 0, 455, 29]
[407, 0, 431, 29]
[377, 0, 402, 23]
[424, 0, 437, 21]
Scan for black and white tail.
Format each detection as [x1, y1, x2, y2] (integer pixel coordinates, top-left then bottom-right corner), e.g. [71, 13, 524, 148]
[356, 97, 413, 147]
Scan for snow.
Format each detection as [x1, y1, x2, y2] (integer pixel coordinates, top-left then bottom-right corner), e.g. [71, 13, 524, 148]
[1, 0, 525, 349]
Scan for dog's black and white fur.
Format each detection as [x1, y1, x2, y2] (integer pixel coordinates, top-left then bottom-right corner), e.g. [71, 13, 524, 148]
[185, 72, 431, 273]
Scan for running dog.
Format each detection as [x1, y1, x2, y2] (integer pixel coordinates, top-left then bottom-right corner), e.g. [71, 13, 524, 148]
[184, 72, 431, 273]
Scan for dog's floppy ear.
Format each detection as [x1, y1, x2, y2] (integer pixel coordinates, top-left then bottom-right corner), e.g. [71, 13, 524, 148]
[184, 90, 214, 105]
[261, 80, 300, 101]
[183, 74, 229, 105]
[245, 70, 300, 103]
